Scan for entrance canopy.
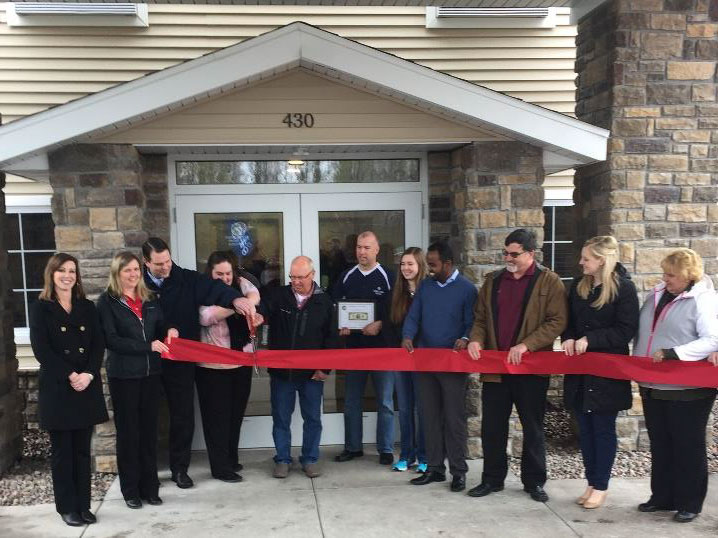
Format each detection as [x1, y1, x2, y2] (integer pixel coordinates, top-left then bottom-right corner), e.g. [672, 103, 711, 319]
[0, 21, 608, 180]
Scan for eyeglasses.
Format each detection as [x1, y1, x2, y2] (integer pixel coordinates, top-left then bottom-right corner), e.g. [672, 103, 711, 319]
[502, 250, 527, 259]
[289, 272, 313, 281]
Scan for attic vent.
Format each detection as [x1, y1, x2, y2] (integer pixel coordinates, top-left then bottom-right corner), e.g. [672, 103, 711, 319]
[436, 8, 551, 18]
[13, 3, 139, 16]
[426, 6, 558, 29]
[6, 2, 149, 27]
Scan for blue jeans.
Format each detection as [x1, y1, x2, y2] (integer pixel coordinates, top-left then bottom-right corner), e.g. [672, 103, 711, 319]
[395, 371, 426, 464]
[575, 408, 618, 491]
[270, 376, 324, 465]
[344, 370, 395, 454]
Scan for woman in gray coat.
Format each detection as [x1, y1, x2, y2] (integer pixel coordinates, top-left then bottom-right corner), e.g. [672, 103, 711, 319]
[634, 248, 718, 524]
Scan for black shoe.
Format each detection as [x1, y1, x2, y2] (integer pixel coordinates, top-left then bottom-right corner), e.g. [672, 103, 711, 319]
[334, 450, 363, 462]
[171, 471, 194, 489]
[467, 483, 504, 497]
[379, 453, 394, 465]
[410, 471, 446, 485]
[233, 463, 244, 472]
[213, 471, 243, 483]
[143, 496, 163, 506]
[125, 498, 143, 509]
[638, 502, 674, 513]
[524, 485, 549, 503]
[60, 512, 84, 527]
[450, 475, 466, 492]
[674, 511, 698, 523]
[80, 510, 96, 524]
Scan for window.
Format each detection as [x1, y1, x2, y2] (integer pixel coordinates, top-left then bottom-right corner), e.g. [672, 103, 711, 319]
[542, 203, 575, 283]
[6, 211, 56, 343]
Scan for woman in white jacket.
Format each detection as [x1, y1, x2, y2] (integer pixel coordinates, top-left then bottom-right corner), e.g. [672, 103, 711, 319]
[633, 248, 718, 524]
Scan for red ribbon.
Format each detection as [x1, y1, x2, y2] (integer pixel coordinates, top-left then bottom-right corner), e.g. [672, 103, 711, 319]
[163, 338, 718, 388]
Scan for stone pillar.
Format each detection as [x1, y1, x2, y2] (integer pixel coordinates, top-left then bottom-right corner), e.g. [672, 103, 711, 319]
[575, 0, 718, 449]
[0, 171, 23, 475]
[48, 143, 169, 471]
[445, 141, 546, 457]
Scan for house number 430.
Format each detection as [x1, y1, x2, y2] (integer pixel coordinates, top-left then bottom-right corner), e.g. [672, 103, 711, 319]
[282, 113, 315, 128]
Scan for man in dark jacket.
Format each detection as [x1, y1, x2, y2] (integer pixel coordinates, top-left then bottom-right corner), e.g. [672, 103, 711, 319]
[142, 237, 256, 489]
[258, 256, 334, 479]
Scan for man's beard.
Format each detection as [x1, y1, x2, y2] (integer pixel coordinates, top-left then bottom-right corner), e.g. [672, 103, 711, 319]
[506, 264, 518, 273]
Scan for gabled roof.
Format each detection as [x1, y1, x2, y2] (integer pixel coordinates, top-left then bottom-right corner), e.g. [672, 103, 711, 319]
[0, 21, 607, 173]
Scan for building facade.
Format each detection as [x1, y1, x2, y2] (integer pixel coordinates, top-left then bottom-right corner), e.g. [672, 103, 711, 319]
[1, 0, 716, 474]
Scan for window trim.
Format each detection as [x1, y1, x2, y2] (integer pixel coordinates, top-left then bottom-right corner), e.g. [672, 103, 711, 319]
[6, 206, 54, 345]
[542, 202, 574, 282]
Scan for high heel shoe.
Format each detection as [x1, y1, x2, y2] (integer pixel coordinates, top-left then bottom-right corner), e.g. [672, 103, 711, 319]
[583, 489, 607, 509]
[576, 486, 594, 505]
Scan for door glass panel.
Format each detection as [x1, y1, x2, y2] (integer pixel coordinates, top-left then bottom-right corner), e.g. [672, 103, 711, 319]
[317, 210, 405, 414]
[193, 212, 284, 417]
[176, 159, 419, 185]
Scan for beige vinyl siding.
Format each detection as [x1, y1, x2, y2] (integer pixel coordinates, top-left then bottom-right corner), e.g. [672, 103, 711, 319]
[98, 70, 505, 145]
[0, 5, 576, 124]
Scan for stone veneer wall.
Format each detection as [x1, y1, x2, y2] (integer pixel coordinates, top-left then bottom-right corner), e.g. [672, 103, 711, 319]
[48, 143, 169, 472]
[0, 171, 23, 476]
[429, 142, 548, 457]
[575, 0, 718, 449]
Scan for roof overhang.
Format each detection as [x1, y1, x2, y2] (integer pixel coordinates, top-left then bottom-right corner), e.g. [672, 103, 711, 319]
[0, 21, 608, 178]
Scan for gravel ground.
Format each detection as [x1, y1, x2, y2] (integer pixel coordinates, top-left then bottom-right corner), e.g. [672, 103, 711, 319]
[0, 428, 115, 507]
[511, 401, 718, 480]
[2, 402, 717, 506]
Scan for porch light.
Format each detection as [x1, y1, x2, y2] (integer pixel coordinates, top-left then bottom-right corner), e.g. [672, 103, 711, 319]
[287, 160, 305, 166]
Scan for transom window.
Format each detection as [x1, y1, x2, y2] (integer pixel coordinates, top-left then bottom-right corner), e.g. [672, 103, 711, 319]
[176, 159, 420, 185]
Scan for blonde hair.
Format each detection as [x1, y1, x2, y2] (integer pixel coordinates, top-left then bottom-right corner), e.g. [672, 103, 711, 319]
[39, 253, 85, 301]
[661, 248, 703, 283]
[107, 251, 153, 301]
[390, 247, 428, 325]
[576, 236, 620, 309]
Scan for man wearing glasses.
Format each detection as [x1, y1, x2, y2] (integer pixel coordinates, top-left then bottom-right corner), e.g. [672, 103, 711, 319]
[466, 229, 567, 503]
[258, 256, 334, 479]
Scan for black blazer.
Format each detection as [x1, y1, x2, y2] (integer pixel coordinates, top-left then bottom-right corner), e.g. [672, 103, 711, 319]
[562, 264, 640, 413]
[29, 298, 109, 431]
[97, 292, 169, 379]
[143, 262, 242, 342]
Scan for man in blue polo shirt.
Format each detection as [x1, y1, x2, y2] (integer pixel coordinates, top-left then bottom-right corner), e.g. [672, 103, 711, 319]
[402, 241, 477, 493]
[333, 231, 395, 465]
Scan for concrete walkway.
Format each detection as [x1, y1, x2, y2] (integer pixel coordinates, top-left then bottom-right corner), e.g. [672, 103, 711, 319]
[1, 447, 716, 538]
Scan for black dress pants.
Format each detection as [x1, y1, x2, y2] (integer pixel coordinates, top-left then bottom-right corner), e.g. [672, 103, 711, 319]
[161, 360, 196, 474]
[416, 372, 469, 477]
[109, 375, 161, 500]
[642, 391, 716, 514]
[195, 366, 253, 476]
[49, 427, 93, 514]
[481, 374, 549, 488]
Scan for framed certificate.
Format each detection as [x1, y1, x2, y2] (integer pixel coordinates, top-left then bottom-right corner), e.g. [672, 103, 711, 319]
[337, 301, 375, 331]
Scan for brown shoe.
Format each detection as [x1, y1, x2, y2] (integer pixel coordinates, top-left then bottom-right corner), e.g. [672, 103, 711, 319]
[302, 463, 321, 478]
[273, 462, 290, 479]
[577, 486, 594, 505]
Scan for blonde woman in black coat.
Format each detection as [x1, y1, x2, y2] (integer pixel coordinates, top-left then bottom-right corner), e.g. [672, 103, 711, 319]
[561, 236, 639, 509]
[29, 253, 108, 527]
[97, 251, 178, 510]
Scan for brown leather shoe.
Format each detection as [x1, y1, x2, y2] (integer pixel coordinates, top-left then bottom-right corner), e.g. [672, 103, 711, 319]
[302, 463, 321, 478]
[273, 462, 290, 478]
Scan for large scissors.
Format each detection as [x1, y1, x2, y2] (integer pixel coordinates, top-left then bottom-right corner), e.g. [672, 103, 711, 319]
[248, 316, 259, 375]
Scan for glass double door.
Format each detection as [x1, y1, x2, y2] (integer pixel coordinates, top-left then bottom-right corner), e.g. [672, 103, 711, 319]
[175, 191, 423, 448]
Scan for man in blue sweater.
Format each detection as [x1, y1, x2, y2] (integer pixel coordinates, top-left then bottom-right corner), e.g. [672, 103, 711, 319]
[402, 241, 477, 493]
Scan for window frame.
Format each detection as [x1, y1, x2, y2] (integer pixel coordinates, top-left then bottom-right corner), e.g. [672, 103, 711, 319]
[542, 199, 574, 283]
[6, 206, 55, 345]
